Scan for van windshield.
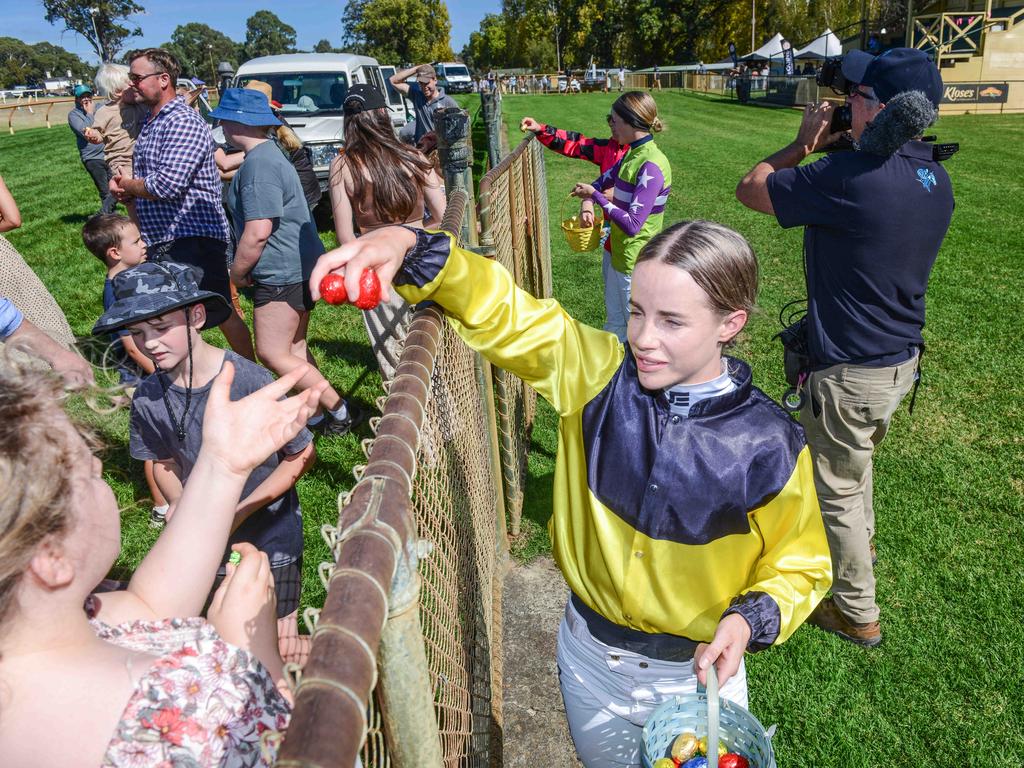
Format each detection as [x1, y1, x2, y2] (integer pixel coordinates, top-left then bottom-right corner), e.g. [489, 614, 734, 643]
[237, 73, 349, 115]
[443, 66, 470, 79]
[380, 68, 404, 106]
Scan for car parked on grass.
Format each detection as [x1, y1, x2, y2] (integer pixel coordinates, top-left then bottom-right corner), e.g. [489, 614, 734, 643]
[582, 69, 609, 92]
[223, 52, 390, 191]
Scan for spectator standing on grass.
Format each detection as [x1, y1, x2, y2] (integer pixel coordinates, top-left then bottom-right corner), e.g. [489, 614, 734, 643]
[618, 66, 626, 91]
[328, 84, 446, 381]
[109, 48, 255, 361]
[388, 63, 458, 148]
[212, 88, 360, 437]
[736, 48, 954, 647]
[652, 64, 662, 90]
[81, 213, 170, 525]
[95, 262, 319, 666]
[68, 84, 117, 215]
[84, 63, 148, 193]
[571, 92, 671, 341]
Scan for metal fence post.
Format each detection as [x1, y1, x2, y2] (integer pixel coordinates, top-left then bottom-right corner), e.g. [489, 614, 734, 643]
[436, 107, 479, 247]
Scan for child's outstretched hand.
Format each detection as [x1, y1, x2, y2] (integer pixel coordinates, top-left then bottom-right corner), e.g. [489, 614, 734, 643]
[309, 225, 417, 307]
[207, 544, 283, 686]
[201, 361, 325, 479]
[694, 613, 752, 689]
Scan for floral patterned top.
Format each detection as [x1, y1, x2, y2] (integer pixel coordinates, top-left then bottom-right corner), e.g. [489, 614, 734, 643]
[86, 599, 290, 767]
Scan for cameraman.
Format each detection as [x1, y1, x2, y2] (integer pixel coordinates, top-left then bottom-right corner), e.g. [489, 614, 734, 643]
[735, 49, 954, 647]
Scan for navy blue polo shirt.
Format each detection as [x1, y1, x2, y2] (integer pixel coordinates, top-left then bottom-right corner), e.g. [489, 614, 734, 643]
[767, 141, 953, 367]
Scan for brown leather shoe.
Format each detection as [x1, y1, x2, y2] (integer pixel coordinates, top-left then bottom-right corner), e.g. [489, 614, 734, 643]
[808, 598, 882, 647]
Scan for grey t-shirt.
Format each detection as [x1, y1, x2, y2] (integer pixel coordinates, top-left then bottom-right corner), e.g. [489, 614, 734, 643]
[226, 140, 325, 286]
[408, 83, 458, 142]
[129, 350, 311, 567]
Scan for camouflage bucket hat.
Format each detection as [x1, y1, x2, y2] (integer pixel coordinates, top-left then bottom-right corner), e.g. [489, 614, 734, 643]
[92, 261, 231, 335]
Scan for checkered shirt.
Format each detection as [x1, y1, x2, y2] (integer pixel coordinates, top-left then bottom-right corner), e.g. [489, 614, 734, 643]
[133, 98, 230, 245]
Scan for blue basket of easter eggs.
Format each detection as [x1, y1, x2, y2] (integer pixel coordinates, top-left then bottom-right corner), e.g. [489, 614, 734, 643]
[640, 664, 776, 768]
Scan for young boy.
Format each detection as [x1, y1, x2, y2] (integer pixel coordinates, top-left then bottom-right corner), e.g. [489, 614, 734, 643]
[83, 213, 171, 526]
[93, 261, 317, 664]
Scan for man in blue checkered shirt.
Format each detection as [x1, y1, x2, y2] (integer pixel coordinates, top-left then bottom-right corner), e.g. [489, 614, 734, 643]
[110, 48, 254, 359]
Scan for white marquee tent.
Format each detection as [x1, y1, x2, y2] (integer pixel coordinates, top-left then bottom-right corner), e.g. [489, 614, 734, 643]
[742, 32, 788, 61]
[795, 29, 843, 59]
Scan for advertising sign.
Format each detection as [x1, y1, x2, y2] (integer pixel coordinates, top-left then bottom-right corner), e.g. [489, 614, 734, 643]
[941, 82, 1009, 103]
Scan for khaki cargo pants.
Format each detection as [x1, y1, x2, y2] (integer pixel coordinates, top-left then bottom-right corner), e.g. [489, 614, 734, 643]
[799, 353, 918, 623]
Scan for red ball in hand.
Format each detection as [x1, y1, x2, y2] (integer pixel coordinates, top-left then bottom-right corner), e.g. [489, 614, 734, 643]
[319, 273, 348, 305]
[353, 269, 382, 310]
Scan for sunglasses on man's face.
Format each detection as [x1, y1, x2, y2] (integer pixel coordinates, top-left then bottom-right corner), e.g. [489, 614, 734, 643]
[849, 85, 878, 102]
[128, 71, 163, 85]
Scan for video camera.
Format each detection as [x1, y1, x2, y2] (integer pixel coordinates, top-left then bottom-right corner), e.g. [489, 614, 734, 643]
[814, 55, 959, 161]
[816, 57, 853, 133]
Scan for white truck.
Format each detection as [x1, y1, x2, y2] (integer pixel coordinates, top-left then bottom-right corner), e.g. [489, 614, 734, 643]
[227, 52, 390, 190]
[433, 61, 473, 94]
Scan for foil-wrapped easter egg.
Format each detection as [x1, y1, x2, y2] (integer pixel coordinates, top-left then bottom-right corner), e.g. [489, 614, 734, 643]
[719, 754, 750, 768]
[697, 736, 727, 757]
[680, 757, 708, 768]
[653, 758, 675, 768]
[671, 733, 699, 762]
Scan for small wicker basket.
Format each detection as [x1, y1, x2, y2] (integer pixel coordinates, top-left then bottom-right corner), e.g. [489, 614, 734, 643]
[559, 194, 604, 252]
[640, 665, 776, 768]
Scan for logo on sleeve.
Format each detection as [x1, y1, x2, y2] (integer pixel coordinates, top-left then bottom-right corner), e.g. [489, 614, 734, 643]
[916, 168, 937, 192]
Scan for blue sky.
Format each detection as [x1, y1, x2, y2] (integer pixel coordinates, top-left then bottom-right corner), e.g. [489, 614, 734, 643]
[10, 0, 501, 65]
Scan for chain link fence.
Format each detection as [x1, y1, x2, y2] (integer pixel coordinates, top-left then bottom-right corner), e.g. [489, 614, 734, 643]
[477, 136, 553, 537]
[278, 191, 508, 768]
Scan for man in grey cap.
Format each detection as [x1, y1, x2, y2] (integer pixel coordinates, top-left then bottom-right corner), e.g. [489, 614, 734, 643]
[388, 63, 458, 147]
[735, 48, 954, 648]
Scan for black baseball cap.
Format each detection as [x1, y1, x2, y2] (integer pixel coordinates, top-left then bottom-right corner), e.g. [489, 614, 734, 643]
[841, 48, 943, 107]
[343, 84, 387, 116]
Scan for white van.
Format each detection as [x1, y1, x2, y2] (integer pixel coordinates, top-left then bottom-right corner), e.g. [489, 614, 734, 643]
[229, 53, 389, 190]
[379, 65, 413, 131]
[433, 62, 473, 94]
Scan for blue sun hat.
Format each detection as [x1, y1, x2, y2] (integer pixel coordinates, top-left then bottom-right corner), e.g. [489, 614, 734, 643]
[92, 262, 231, 335]
[209, 87, 281, 127]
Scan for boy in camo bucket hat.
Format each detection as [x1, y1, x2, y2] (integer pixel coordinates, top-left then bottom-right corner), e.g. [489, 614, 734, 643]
[94, 260, 317, 666]
[93, 261, 231, 336]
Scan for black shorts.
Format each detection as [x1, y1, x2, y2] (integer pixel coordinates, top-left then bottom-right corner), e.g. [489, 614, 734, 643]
[208, 557, 303, 619]
[253, 281, 314, 312]
[149, 236, 232, 305]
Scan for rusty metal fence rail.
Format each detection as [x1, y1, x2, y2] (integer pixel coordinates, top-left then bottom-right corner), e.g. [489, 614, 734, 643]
[477, 136, 553, 536]
[277, 190, 508, 768]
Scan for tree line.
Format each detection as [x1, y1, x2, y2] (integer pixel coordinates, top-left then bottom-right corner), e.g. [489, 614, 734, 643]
[39, 1, 335, 86]
[32, 0, 918, 92]
[461, 0, 916, 72]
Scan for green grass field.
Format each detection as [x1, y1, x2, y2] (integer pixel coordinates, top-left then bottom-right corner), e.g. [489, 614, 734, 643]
[2, 90, 1023, 766]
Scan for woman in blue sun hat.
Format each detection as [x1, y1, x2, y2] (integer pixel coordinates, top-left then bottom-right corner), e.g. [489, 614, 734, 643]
[210, 89, 360, 438]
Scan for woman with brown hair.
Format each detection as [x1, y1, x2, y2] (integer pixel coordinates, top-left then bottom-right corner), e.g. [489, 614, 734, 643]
[328, 84, 445, 378]
[0, 359, 324, 765]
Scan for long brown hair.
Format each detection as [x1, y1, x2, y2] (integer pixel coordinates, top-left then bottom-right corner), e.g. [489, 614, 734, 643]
[335, 108, 434, 223]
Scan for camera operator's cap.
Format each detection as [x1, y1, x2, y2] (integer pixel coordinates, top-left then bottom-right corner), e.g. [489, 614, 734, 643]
[863, 48, 943, 107]
[209, 87, 281, 127]
[839, 50, 875, 85]
[93, 262, 231, 335]
[416, 64, 437, 82]
[73, 84, 93, 97]
[343, 83, 387, 115]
